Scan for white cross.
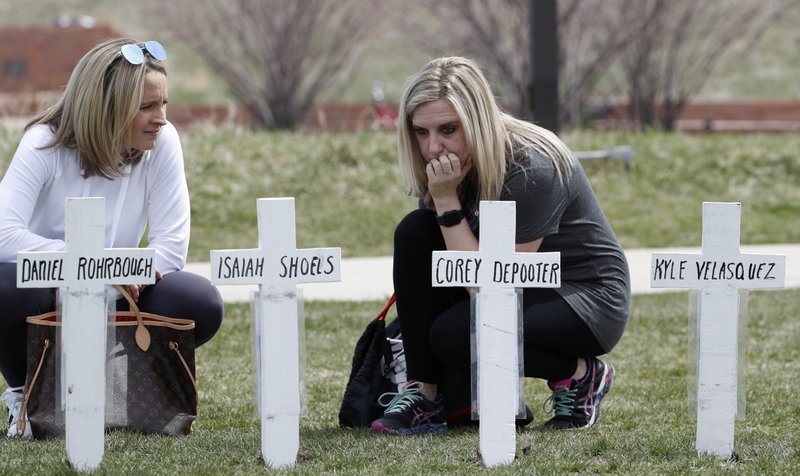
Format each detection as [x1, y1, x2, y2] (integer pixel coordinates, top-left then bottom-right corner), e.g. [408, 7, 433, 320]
[17, 197, 155, 471]
[210, 197, 341, 469]
[650, 202, 785, 458]
[432, 200, 560, 468]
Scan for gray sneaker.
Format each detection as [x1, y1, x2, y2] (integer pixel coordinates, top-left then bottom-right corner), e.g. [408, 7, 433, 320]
[370, 381, 447, 435]
[543, 358, 615, 430]
[2, 387, 32, 438]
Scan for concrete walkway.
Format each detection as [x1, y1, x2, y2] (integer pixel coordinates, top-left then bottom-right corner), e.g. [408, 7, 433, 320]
[185, 244, 800, 302]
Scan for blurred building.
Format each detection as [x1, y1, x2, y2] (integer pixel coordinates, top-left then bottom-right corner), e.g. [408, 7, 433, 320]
[0, 18, 119, 118]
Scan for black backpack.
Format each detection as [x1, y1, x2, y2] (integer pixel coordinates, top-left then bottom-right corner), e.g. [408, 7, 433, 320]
[338, 295, 407, 427]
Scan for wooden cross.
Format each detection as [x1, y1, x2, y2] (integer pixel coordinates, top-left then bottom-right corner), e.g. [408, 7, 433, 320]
[650, 202, 785, 458]
[431, 200, 560, 468]
[210, 197, 341, 469]
[17, 197, 155, 471]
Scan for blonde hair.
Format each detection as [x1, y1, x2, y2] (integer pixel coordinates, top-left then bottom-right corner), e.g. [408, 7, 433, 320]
[26, 38, 167, 178]
[397, 56, 574, 201]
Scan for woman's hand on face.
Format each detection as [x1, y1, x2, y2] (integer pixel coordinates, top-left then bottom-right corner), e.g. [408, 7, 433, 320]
[426, 153, 473, 201]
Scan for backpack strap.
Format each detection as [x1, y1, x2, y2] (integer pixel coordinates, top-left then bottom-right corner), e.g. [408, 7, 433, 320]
[375, 293, 396, 321]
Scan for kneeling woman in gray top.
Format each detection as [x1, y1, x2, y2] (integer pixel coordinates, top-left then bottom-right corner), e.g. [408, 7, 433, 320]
[371, 57, 630, 435]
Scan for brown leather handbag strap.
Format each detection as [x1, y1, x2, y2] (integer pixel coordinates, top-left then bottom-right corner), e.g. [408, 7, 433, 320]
[115, 285, 151, 352]
[169, 341, 198, 394]
[17, 338, 51, 437]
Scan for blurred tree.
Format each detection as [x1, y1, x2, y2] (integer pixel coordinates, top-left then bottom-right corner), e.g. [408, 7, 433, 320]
[401, 0, 650, 127]
[399, 0, 529, 116]
[154, 0, 385, 129]
[557, 0, 657, 127]
[618, 0, 786, 130]
[403, 0, 791, 130]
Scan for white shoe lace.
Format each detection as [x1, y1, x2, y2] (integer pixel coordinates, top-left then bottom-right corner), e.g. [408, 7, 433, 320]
[378, 381, 424, 414]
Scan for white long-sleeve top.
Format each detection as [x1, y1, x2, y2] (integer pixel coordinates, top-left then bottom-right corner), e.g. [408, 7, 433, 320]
[0, 121, 190, 274]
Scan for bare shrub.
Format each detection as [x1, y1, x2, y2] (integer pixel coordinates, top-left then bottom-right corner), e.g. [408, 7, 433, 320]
[154, 0, 385, 129]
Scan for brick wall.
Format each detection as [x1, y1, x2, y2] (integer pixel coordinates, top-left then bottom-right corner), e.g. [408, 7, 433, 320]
[0, 24, 119, 93]
[602, 101, 800, 132]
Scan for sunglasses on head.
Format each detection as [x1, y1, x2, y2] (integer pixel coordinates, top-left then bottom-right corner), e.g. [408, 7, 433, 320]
[120, 40, 167, 65]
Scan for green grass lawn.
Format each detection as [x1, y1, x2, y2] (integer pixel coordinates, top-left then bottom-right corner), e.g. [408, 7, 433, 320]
[1, 128, 797, 260]
[2, 289, 798, 474]
[0, 128, 798, 473]
[178, 128, 800, 260]
[189, 130, 800, 260]
[1, 3, 799, 471]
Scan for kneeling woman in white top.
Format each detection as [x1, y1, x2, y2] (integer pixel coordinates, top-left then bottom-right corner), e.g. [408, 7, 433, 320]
[0, 38, 224, 437]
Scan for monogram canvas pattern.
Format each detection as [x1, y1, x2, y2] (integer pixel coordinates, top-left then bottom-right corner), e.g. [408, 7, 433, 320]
[22, 312, 197, 438]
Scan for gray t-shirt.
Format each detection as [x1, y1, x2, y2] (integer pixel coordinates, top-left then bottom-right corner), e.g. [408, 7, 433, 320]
[464, 150, 630, 352]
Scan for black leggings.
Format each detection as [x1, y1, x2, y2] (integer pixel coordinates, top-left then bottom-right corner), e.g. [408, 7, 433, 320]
[393, 209, 605, 417]
[0, 263, 224, 388]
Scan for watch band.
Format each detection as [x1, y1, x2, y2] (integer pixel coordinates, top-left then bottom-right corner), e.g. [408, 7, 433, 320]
[436, 209, 465, 227]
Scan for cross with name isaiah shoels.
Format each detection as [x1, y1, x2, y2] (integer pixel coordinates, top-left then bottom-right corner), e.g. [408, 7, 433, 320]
[650, 202, 785, 458]
[432, 200, 561, 468]
[210, 197, 341, 469]
[17, 197, 156, 472]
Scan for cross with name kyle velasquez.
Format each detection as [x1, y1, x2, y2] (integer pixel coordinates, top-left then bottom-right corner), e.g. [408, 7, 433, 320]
[650, 202, 785, 459]
[209, 197, 341, 469]
[431, 200, 560, 468]
[16, 197, 156, 472]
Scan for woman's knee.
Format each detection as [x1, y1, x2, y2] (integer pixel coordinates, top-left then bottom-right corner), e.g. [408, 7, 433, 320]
[0, 263, 55, 316]
[394, 208, 439, 246]
[171, 272, 223, 345]
[139, 271, 223, 346]
[0, 287, 54, 316]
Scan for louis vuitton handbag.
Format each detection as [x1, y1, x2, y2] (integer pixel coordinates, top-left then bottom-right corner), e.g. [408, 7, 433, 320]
[14, 286, 198, 438]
